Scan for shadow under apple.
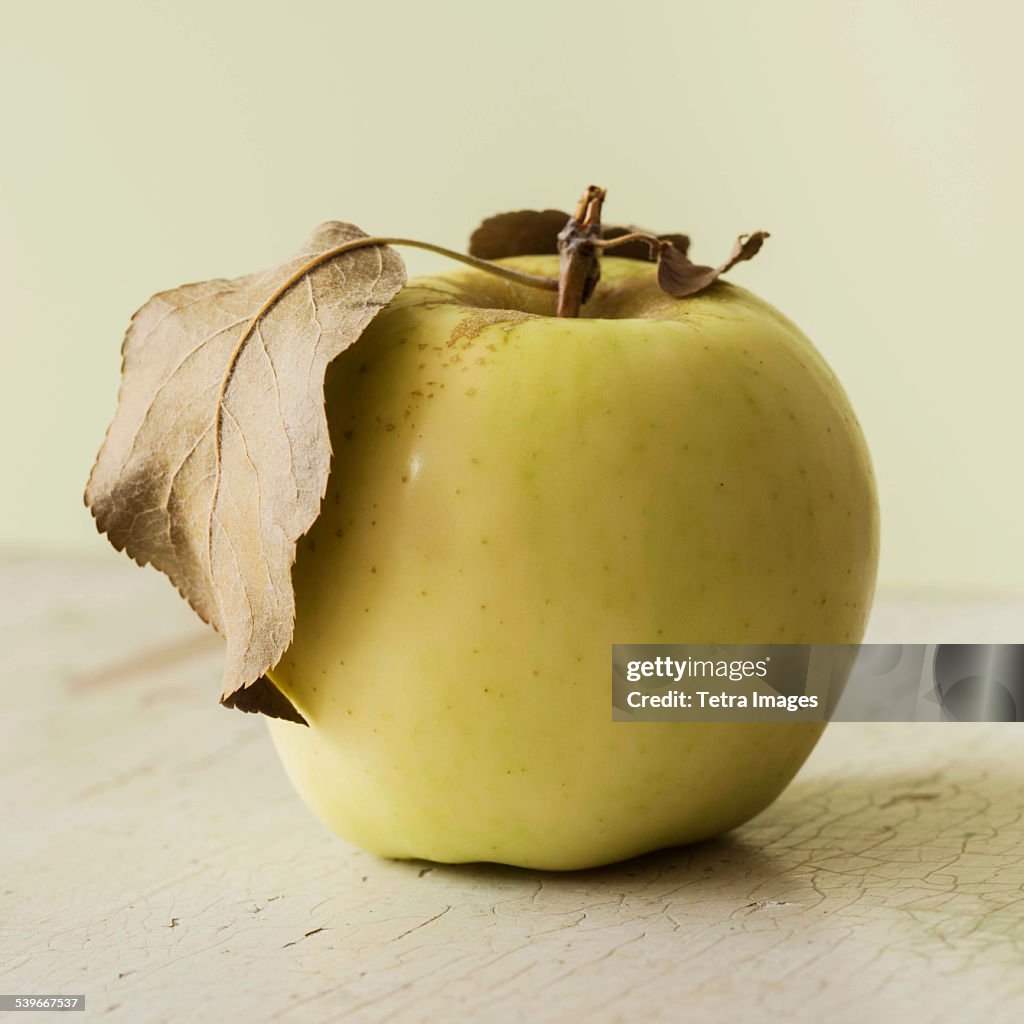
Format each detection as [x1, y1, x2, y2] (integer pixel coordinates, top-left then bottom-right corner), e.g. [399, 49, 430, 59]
[404, 762, 1024, 964]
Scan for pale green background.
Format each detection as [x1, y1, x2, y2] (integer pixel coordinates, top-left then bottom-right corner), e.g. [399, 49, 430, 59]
[2, 0, 1020, 592]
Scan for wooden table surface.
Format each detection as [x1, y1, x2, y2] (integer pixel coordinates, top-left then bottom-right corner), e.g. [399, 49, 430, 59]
[2, 553, 1022, 1023]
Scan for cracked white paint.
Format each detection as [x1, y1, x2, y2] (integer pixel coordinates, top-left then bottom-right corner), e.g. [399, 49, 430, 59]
[1, 555, 1022, 1023]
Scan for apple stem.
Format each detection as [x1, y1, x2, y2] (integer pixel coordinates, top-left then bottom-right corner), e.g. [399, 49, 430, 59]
[556, 186, 607, 317]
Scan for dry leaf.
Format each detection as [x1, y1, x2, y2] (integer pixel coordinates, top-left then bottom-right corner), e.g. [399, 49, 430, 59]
[468, 209, 570, 259]
[85, 223, 406, 722]
[657, 231, 769, 298]
[468, 209, 689, 262]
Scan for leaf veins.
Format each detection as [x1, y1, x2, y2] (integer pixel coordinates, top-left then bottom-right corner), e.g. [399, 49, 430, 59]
[85, 223, 406, 722]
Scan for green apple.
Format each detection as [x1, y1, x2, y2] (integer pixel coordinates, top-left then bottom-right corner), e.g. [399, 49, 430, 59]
[266, 255, 878, 871]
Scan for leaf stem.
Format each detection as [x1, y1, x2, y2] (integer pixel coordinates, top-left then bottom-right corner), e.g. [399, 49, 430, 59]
[279, 237, 559, 317]
[227, 236, 559, 397]
[594, 231, 665, 259]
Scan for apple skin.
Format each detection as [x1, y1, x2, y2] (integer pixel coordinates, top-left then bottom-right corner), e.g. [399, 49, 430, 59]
[266, 255, 879, 871]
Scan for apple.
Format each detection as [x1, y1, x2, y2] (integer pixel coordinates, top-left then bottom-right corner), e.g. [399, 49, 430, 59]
[265, 254, 878, 870]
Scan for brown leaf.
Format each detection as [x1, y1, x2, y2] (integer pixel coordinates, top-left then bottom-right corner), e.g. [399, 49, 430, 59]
[85, 223, 406, 722]
[468, 209, 689, 262]
[468, 209, 570, 259]
[657, 231, 769, 299]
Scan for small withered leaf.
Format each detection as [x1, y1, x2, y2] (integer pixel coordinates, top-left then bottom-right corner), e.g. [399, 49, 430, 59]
[85, 223, 406, 722]
[468, 209, 569, 259]
[657, 231, 769, 299]
[469, 209, 690, 262]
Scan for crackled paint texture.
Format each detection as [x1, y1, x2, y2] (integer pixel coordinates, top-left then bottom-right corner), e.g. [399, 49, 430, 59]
[2, 557, 1023, 1022]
